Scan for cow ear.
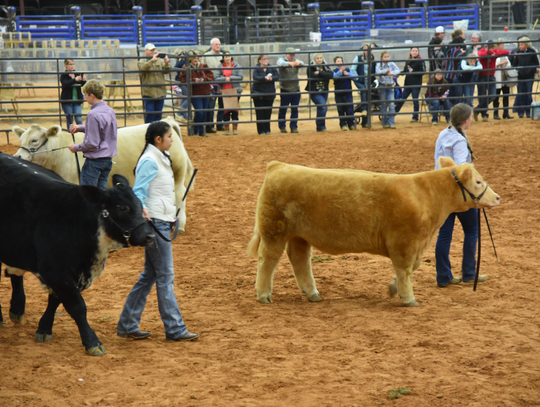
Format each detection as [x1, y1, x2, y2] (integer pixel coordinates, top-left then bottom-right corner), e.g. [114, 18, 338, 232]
[112, 174, 130, 188]
[459, 165, 473, 182]
[12, 126, 25, 140]
[438, 156, 456, 168]
[46, 125, 62, 138]
[80, 185, 105, 204]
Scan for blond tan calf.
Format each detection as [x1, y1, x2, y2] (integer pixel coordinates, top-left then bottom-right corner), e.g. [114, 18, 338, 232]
[247, 158, 500, 307]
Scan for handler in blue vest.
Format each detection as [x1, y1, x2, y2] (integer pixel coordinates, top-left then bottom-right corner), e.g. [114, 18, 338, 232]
[117, 120, 198, 342]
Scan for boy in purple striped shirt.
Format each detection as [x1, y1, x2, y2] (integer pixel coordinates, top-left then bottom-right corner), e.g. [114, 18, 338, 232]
[69, 79, 117, 189]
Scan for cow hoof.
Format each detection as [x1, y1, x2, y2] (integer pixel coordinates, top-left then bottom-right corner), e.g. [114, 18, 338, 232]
[388, 281, 398, 297]
[308, 293, 323, 302]
[403, 300, 419, 307]
[9, 311, 24, 324]
[35, 332, 52, 342]
[86, 345, 107, 356]
[257, 295, 273, 304]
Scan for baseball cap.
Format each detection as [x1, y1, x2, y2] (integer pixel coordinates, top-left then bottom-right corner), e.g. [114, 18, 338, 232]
[144, 43, 156, 50]
[285, 47, 295, 53]
[435, 26, 445, 33]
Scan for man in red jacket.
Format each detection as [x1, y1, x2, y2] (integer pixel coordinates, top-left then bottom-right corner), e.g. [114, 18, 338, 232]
[474, 39, 509, 121]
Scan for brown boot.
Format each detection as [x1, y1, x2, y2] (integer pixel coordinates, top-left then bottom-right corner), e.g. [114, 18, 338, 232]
[233, 123, 238, 135]
[224, 124, 230, 135]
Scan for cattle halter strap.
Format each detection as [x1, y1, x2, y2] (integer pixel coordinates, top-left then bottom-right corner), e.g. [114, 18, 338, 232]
[450, 168, 488, 205]
[101, 209, 147, 247]
[19, 138, 49, 155]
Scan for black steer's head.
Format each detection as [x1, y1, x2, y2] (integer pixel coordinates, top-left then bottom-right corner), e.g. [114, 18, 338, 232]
[80, 174, 155, 247]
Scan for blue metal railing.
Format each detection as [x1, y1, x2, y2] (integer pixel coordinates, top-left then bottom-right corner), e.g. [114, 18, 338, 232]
[81, 15, 137, 43]
[142, 14, 197, 47]
[320, 11, 371, 41]
[374, 7, 425, 29]
[16, 15, 76, 40]
[428, 4, 479, 30]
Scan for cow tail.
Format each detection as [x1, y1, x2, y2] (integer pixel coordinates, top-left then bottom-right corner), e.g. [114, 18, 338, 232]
[246, 225, 261, 258]
[186, 156, 195, 191]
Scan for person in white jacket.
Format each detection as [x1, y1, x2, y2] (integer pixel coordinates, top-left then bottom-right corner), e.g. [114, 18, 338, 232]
[375, 51, 400, 129]
[117, 121, 198, 342]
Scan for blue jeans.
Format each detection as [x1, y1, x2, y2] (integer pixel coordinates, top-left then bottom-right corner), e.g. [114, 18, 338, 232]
[206, 96, 224, 129]
[179, 85, 188, 119]
[80, 157, 112, 189]
[435, 209, 478, 286]
[353, 80, 367, 112]
[278, 89, 301, 130]
[395, 86, 420, 120]
[475, 74, 496, 117]
[448, 77, 463, 106]
[310, 93, 328, 130]
[191, 95, 210, 135]
[117, 219, 188, 340]
[143, 97, 165, 124]
[378, 86, 395, 126]
[513, 79, 534, 117]
[430, 99, 451, 123]
[62, 103, 83, 129]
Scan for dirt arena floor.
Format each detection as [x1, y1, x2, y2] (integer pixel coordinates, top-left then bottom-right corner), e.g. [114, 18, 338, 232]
[1, 103, 540, 406]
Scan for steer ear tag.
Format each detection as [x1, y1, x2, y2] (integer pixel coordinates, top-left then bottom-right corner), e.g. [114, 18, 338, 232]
[52, 130, 57, 135]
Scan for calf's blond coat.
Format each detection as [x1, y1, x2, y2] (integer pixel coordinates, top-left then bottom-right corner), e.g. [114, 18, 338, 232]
[247, 159, 500, 306]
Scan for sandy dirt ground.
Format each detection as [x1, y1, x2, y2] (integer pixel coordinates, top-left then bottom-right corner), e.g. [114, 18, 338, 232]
[1, 95, 540, 407]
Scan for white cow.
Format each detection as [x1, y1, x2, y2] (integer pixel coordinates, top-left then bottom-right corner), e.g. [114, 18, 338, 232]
[12, 116, 194, 232]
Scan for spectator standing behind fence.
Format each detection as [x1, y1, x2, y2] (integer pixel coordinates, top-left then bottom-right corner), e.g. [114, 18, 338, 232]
[444, 37, 466, 106]
[332, 56, 356, 131]
[202, 38, 224, 133]
[139, 43, 171, 124]
[174, 51, 189, 120]
[428, 26, 447, 72]
[179, 52, 214, 137]
[434, 103, 487, 288]
[457, 54, 482, 107]
[215, 51, 243, 135]
[60, 59, 86, 130]
[375, 51, 400, 129]
[305, 53, 333, 132]
[68, 80, 117, 188]
[395, 47, 425, 123]
[425, 69, 450, 126]
[277, 47, 306, 134]
[351, 44, 376, 118]
[251, 55, 280, 135]
[475, 40, 509, 122]
[509, 36, 540, 119]
[429, 37, 446, 73]
[493, 42, 514, 120]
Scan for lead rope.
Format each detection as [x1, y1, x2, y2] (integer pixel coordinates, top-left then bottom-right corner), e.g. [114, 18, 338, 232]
[474, 208, 481, 292]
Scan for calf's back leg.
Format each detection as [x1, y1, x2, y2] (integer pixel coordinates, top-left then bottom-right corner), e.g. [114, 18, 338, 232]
[255, 238, 286, 304]
[9, 274, 25, 323]
[286, 237, 322, 302]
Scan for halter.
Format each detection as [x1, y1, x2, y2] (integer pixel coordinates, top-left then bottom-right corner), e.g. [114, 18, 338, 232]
[101, 209, 148, 247]
[450, 168, 489, 205]
[19, 138, 49, 156]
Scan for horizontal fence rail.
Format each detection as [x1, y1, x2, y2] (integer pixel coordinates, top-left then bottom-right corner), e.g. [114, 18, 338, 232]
[374, 7, 425, 29]
[320, 11, 371, 41]
[81, 15, 138, 43]
[16, 15, 77, 40]
[428, 4, 479, 30]
[142, 15, 198, 47]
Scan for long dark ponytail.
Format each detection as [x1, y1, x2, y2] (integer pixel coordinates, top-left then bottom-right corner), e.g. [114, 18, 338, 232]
[133, 121, 173, 174]
[450, 103, 477, 161]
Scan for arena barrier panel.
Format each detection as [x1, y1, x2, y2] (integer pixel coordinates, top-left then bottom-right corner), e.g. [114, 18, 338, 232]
[16, 15, 77, 40]
[142, 15, 197, 47]
[320, 11, 371, 41]
[81, 15, 138, 43]
[428, 4, 479, 30]
[374, 7, 425, 29]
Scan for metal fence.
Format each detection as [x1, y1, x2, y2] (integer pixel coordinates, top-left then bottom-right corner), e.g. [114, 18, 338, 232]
[489, 0, 540, 30]
[81, 15, 138, 43]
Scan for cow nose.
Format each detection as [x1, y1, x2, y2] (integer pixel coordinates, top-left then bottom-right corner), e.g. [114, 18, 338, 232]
[496, 195, 501, 203]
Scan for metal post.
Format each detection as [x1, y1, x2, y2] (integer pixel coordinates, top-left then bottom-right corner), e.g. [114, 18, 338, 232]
[133, 6, 144, 47]
[307, 3, 320, 34]
[191, 5, 203, 46]
[361, 1, 374, 29]
[414, 0, 428, 28]
[71, 6, 82, 41]
[8, 6, 16, 33]
[366, 44, 372, 129]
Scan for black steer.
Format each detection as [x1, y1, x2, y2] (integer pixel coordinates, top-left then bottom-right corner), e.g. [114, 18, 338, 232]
[0, 152, 154, 355]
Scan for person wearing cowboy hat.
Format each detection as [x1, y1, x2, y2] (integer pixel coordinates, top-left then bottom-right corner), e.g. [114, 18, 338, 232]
[139, 43, 171, 124]
[276, 47, 306, 133]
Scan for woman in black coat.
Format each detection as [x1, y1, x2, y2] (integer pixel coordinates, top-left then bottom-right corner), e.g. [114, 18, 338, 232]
[60, 59, 86, 129]
[251, 54, 280, 135]
[305, 53, 334, 132]
[509, 36, 540, 118]
[395, 47, 425, 122]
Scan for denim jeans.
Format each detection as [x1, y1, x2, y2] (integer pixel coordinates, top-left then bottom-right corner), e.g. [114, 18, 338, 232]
[179, 85, 188, 119]
[62, 103, 83, 129]
[278, 89, 301, 129]
[310, 92, 328, 130]
[117, 219, 188, 340]
[435, 209, 478, 286]
[395, 86, 420, 120]
[448, 77, 463, 106]
[80, 157, 112, 189]
[191, 95, 210, 135]
[378, 86, 395, 126]
[206, 96, 224, 129]
[513, 79, 534, 117]
[430, 98, 451, 123]
[353, 80, 367, 112]
[475, 74, 496, 117]
[143, 97, 165, 124]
